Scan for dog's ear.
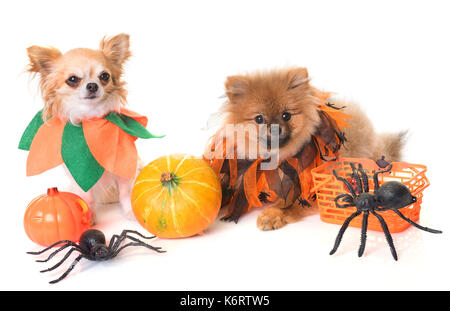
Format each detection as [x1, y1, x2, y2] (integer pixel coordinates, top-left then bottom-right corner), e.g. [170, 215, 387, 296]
[225, 75, 249, 101]
[27, 46, 62, 76]
[287, 67, 309, 90]
[100, 33, 131, 67]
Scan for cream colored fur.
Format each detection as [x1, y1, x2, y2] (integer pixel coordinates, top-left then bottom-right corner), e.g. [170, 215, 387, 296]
[330, 98, 406, 162]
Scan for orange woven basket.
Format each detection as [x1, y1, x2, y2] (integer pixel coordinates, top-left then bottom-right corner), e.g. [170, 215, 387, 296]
[311, 158, 429, 233]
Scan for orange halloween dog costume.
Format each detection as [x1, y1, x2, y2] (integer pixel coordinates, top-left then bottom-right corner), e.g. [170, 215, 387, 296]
[205, 96, 352, 222]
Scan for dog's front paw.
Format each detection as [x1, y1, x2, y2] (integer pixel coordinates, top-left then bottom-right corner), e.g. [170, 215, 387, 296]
[120, 198, 137, 221]
[257, 207, 287, 231]
[89, 210, 97, 226]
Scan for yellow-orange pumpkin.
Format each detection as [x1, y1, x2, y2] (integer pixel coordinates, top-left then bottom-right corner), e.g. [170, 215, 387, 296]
[131, 154, 222, 238]
[24, 187, 91, 246]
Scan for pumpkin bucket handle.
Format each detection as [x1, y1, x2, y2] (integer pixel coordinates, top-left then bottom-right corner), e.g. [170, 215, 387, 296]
[76, 199, 91, 225]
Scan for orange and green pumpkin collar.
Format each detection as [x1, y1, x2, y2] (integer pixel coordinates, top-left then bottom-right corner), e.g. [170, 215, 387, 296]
[19, 109, 164, 192]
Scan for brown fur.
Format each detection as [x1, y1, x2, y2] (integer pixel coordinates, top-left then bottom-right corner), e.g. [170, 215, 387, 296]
[220, 67, 406, 230]
[223, 68, 323, 161]
[334, 99, 406, 161]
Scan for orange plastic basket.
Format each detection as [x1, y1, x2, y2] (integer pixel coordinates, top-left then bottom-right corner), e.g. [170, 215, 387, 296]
[311, 158, 429, 233]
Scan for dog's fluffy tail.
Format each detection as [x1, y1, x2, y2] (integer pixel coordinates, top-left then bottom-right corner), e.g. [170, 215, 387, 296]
[332, 98, 407, 162]
[371, 131, 408, 162]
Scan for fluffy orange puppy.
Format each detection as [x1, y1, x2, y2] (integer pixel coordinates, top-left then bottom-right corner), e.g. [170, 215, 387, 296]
[208, 67, 405, 230]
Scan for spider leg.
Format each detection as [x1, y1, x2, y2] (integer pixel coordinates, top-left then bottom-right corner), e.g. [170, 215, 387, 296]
[111, 242, 150, 258]
[118, 230, 157, 240]
[373, 164, 393, 192]
[109, 232, 129, 251]
[108, 235, 121, 249]
[357, 163, 369, 193]
[358, 211, 369, 257]
[35, 243, 73, 263]
[350, 162, 363, 194]
[110, 230, 157, 251]
[40, 247, 82, 273]
[335, 193, 356, 208]
[49, 255, 86, 284]
[120, 235, 165, 253]
[393, 209, 442, 234]
[330, 211, 362, 255]
[333, 169, 357, 197]
[27, 240, 81, 255]
[110, 240, 165, 260]
[371, 210, 398, 260]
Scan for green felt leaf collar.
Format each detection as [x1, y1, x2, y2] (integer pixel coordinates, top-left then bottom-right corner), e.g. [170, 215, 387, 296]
[18, 110, 44, 151]
[61, 122, 105, 192]
[104, 112, 165, 139]
[19, 110, 163, 191]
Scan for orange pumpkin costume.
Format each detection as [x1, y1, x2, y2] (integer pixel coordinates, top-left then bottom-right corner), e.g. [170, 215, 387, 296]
[19, 108, 163, 191]
[205, 97, 353, 222]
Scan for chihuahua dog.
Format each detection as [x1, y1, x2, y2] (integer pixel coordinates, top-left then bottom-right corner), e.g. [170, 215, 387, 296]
[211, 67, 405, 230]
[26, 34, 137, 221]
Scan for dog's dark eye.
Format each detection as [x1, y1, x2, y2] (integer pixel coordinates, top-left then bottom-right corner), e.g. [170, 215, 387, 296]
[66, 76, 81, 87]
[99, 72, 110, 82]
[282, 112, 291, 121]
[254, 115, 265, 124]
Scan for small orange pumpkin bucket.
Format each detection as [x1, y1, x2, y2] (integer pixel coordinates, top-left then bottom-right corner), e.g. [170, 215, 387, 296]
[311, 158, 429, 233]
[24, 187, 92, 246]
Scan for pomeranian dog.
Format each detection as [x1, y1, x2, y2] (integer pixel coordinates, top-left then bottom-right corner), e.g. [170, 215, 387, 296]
[208, 67, 405, 230]
[26, 34, 138, 221]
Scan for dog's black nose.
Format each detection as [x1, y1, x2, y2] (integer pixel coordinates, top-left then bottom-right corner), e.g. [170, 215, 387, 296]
[86, 83, 98, 93]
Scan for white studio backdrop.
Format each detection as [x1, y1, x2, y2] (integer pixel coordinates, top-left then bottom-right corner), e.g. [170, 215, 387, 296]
[1, 0, 449, 290]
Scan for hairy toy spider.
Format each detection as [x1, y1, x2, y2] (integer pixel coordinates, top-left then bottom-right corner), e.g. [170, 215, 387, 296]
[330, 162, 442, 260]
[27, 229, 165, 284]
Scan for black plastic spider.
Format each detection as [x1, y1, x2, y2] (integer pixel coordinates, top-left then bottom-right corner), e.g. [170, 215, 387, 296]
[27, 229, 165, 284]
[329, 162, 442, 260]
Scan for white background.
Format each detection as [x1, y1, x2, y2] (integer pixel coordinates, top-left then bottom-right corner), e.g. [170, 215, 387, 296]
[1, 0, 449, 290]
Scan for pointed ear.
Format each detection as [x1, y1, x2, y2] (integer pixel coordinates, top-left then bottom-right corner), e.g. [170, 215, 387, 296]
[100, 33, 131, 67]
[287, 67, 309, 89]
[27, 46, 62, 76]
[225, 75, 249, 101]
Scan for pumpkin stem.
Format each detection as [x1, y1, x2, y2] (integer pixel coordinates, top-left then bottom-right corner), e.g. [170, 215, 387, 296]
[160, 172, 174, 182]
[160, 172, 180, 193]
[47, 187, 59, 196]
